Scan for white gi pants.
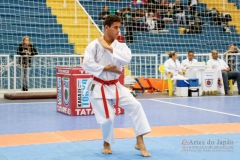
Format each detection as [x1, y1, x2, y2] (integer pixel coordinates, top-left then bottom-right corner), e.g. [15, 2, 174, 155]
[90, 94, 151, 144]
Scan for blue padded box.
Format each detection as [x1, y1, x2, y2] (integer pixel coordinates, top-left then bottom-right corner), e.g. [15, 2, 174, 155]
[188, 79, 199, 87]
[176, 80, 189, 87]
[176, 79, 199, 87]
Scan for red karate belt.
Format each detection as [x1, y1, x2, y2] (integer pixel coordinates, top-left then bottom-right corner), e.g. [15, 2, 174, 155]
[93, 77, 119, 118]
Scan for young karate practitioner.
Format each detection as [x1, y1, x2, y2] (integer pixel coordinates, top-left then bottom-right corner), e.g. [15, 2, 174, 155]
[83, 15, 151, 157]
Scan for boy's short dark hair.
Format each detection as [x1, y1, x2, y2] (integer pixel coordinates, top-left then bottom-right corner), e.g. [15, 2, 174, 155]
[104, 15, 121, 27]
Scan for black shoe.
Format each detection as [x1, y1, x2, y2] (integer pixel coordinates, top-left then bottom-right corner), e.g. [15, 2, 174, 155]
[238, 91, 240, 95]
[22, 87, 28, 91]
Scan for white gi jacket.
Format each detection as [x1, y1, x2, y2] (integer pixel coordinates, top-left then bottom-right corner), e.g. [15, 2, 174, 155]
[207, 58, 229, 70]
[164, 58, 182, 75]
[181, 58, 198, 70]
[83, 39, 132, 99]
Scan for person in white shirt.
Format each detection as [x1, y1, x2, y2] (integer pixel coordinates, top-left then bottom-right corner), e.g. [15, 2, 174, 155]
[164, 51, 183, 79]
[207, 50, 240, 95]
[181, 50, 198, 70]
[164, 51, 185, 92]
[83, 15, 151, 157]
[146, 12, 155, 30]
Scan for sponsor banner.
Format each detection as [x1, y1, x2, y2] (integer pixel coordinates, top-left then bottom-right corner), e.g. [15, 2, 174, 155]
[205, 79, 213, 87]
[202, 70, 217, 92]
[75, 108, 94, 116]
[115, 106, 124, 115]
[57, 77, 62, 105]
[63, 77, 70, 107]
[57, 69, 70, 74]
[57, 105, 71, 115]
[56, 66, 124, 116]
[217, 78, 223, 88]
[201, 69, 224, 95]
[74, 107, 124, 116]
[77, 78, 90, 108]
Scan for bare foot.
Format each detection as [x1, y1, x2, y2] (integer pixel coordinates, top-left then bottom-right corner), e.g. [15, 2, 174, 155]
[136, 142, 151, 157]
[136, 135, 151, 157]
[102, 141, 112, 154]
[134, 143, 140, 150]
[140, 149, 151, 157]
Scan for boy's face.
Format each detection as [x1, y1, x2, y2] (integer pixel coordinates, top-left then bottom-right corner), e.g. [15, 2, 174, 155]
[105, 22, 121, 40]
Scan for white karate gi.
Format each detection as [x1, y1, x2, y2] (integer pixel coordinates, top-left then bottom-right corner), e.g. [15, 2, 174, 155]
[164, 58, 186, 91]
[83, 38, 151, 144]
[207, 58, 228, 70]
[181, 58, 198, 70]
[164, 58, 183, 80]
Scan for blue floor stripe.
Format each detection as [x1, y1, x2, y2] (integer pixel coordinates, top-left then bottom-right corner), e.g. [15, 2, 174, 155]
[0, 134, 239, 160]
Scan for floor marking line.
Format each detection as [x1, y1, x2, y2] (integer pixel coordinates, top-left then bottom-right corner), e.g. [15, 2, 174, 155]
[0, 102, 55, 106]
[150, 99, 240, 118]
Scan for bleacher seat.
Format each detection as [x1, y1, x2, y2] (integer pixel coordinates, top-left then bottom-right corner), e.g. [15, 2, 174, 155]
[81, 0, 240, 56]
[0, 0, 74, 55]
[228, 0, 240, 9]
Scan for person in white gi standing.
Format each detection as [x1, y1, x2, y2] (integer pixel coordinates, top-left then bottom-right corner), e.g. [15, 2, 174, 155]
[83, 15, 151, 157]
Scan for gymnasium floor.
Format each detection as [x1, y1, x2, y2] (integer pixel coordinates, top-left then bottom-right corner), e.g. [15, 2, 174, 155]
[0, 94, 240, 160]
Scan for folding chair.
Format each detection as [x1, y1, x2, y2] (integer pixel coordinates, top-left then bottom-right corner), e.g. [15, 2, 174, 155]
[158, 65, 173, 96]
[229, 79, 234, 94]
